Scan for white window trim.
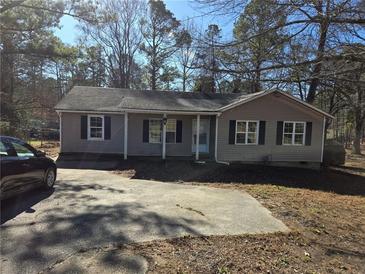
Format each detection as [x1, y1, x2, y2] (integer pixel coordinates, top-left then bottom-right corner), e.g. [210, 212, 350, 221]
[282, 121, 306, 146]
[235, 120, 259, 145]
[166, 119, 177, 144]
[149, 118, 162, 144]
[88, 115, 104, 141]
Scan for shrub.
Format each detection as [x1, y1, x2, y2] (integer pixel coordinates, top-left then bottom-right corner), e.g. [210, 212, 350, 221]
[323, 139, 346, 166]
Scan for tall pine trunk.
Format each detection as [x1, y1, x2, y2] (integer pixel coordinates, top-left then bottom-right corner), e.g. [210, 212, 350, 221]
[307, 0, 330, 104]
[151, 66, 157, 90]
[353, 123, 362, 154]
[352, 92, 364, 154]
[306, 20, 329, 103]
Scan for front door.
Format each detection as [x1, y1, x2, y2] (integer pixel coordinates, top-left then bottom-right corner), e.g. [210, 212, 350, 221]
[192, 119, 210, 153]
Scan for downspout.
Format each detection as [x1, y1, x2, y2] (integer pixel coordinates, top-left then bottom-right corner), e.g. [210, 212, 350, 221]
[124, 112, 128, 160]
[162, 114, 167, 160]
[215, 113, 230, 165]
[320, 116, 326, 163]
[57, 111, 62, 153]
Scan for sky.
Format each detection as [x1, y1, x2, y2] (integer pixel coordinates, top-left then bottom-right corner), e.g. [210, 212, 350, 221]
[54, 0, 236, 45]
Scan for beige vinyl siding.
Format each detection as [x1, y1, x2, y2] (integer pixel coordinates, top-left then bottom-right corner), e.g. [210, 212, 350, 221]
[60, 92, 325, 162]
[61, 112, 205, 157]
[61, 112, 124, 154]
[217, 92, 324, 163]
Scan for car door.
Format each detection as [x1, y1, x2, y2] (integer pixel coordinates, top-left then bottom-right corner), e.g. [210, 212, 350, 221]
[0, 140, 27, 197]
[9, 141, 44, 186]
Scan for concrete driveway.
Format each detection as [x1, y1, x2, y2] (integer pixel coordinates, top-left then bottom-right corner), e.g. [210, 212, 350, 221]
[1, 168, 288, 273]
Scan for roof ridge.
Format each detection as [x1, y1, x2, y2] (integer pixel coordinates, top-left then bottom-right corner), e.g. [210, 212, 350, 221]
[72, 85, 252, 96]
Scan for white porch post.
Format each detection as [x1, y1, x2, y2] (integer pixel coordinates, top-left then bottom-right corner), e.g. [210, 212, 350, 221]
[124, 112, 128, 160]
[196, 114, 200, 161]
[215, 114, 219, 161]
[162, 114, 167, 160]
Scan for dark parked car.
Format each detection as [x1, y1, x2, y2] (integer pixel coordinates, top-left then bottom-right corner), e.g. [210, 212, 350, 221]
[0, 136, 57, 200]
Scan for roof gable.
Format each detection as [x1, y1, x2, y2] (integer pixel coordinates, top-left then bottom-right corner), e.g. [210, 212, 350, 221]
[218, 90, 334, 118]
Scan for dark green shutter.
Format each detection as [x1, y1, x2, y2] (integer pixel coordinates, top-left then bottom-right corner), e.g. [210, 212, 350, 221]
[305, 122, 312, 146]
[143, 120, 149, 143]
[258, 121, 266, 145]
[176, 120, 182, 143]
[229, 120, 236, 144]
[81, 115, 87, 139]
[276, 121, 283, 145]
[104, 116, 111, 140]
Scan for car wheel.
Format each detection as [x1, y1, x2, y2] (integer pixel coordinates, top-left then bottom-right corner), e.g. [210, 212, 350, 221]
[44, 168, 56, 188]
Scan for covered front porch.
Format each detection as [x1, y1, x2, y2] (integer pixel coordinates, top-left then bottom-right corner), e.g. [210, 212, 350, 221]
[123, 112, 219, 161]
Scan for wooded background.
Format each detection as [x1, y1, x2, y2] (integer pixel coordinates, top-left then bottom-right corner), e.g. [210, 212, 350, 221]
[1, 0, 364, 153]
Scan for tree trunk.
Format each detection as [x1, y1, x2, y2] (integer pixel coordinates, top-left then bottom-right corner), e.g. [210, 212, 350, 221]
[182, 66, 186, 92]
[353, 123, 362, 154]
[306, 19, 329, 103]
[151, 65, 157, 90]
[352, 95, 364, 154]
[254, 65, 261, 93]
[1, 38, 17, 135]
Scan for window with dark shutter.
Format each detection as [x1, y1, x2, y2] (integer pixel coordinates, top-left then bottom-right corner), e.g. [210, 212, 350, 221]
[143, 120, 149, 143]
[283, 121, 305, 145]
[276, 121, 283, 145]
[104, 116, 111, 140]
[88, 115, 104, 140]
[176, 120, 182, 143]
[235, 121, 258, 144]
[258, 121, 266, 145]
[166, 119, 176, 143]
[228, 120, 236, 144]
[81, 115, 87, 139]
[305, 122, 312, 146]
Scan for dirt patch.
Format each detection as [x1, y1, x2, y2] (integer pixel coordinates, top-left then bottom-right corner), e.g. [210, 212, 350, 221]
[114, 158, 365, 196]
[205, 183, 365, 273]
[62, 229, 363, 273]
[44, 246, 148, 274]
[109, 152, 365, 273]
[30, 140, 60, 158]
[113, 168, 136, 178]
[341, 149, 365, 175]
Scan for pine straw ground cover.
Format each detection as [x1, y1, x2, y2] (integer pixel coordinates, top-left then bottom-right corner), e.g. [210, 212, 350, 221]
[30, 140, 60, 158]
[111, 155, 365, 274]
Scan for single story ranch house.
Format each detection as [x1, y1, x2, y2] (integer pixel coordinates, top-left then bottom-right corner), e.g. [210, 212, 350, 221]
[55, 86, 333, 168]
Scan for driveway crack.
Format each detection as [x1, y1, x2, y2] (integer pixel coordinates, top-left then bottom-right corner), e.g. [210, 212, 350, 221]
[176, 204, 205, 216]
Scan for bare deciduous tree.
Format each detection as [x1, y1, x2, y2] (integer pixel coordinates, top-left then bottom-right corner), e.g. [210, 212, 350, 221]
[79, 0, 145, 88]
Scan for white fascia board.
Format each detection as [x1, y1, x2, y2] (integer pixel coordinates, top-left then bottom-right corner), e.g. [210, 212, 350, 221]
[56, 109, 220, 115]
[119, 108, 220, 115]
[55, 110, 122, 115]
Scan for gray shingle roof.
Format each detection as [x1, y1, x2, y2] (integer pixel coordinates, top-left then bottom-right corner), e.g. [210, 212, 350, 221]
[55, 86, 260, 113]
